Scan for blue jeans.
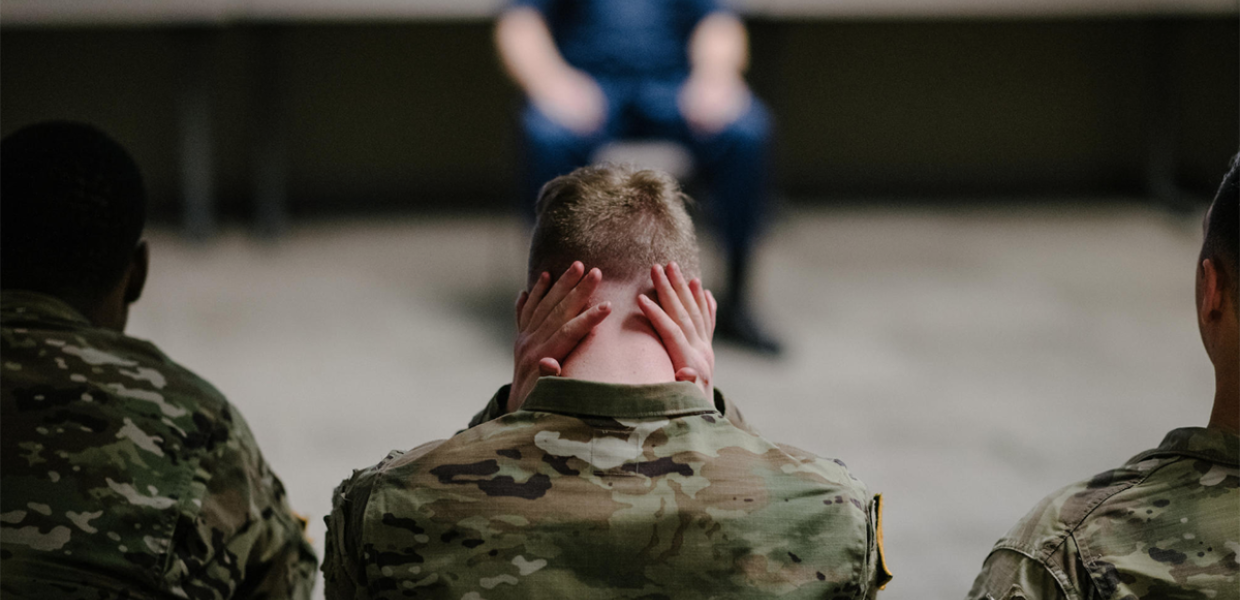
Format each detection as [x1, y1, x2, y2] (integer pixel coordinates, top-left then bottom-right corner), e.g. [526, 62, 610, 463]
[521, 75, 771, 255]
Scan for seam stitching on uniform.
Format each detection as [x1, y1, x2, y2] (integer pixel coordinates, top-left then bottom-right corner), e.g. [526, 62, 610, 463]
[532, 408, 713, 419]
[989, 544, 1040, 560]
[983, 546, 1080, 600]
[1066, 461, 1171, 600]
[1076, 527, 1115, 599]
[160, 451, 203, 584]
[1043, 540, 1084, 600]
[1134, 449, 1237, 467]
[1042, 474, 1146, 561]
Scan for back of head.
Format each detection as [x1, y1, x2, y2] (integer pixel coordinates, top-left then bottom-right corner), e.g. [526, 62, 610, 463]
[528, 164, 700, 285]
[1, 121, 146, 305]
[1203, 153, 1239, 308]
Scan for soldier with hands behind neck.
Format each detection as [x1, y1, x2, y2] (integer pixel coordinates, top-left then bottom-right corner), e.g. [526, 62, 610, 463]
[324, 164, 890, 599]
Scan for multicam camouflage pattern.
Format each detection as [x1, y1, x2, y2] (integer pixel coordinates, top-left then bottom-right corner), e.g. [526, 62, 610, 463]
[324, 377, 889, 599]
[0, 291, 317, 600]
[968, 427, 1240, 600]
[463, 379, 760, 436]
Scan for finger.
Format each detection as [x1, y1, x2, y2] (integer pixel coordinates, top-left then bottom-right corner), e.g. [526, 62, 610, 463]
[515, 291, 529, 327]
[520, 272, 551, 329]
[688, 278, 711, 339]
[652, 264, 695, 341]
[668, 262, 705, 336]
[538, 358, 562, 377]
[674, 367, 699, 384]
[638, 294, 690, 367]
[534, 267, 603, 342]
[540, 300, 612, 359]
[529, 262, 586, 331]
[688, 278, 708, 316]
[706, 290, 717, 336]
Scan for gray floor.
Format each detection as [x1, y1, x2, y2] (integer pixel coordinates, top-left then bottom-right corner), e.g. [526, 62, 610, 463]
[127, 202, 1214, 599]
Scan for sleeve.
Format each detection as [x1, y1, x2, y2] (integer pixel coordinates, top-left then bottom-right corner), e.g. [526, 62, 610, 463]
[193, 411, 318, 599]
[233, 463, 318, 599]
[966, 549, 1071, 600]
[323, 467, 381, 600]
[685, 0, 726, 22]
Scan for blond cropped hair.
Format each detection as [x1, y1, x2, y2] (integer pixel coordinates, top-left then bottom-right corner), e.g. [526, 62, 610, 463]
[528, 164, 700, 286]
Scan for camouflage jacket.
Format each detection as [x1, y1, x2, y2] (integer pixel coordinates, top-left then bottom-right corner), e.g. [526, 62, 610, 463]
[324, 377, 891, 599]
[0, 291, 317, 600]
[967, 427, 1240, 600]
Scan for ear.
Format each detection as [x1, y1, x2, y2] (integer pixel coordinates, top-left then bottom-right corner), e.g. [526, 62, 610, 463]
[123, 240, 149, 305]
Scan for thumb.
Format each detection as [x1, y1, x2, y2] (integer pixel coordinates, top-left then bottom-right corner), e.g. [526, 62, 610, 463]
[674, 367, 699, 384]
[538, 358, 562, 377]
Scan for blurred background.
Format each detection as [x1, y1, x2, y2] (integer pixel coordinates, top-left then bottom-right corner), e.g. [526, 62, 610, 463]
[2, 0, 1237, 597]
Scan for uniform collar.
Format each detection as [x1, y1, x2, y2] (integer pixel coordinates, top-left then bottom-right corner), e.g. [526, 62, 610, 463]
[0, 290, 92, 327]
[521, 377, 714, 420]
[467, 381, 734, 430]
[1130, 426, 1239, 467]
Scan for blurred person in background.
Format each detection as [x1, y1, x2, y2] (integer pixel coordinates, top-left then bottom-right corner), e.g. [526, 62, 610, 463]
[0, 121, 317, 599]
[966, 155, 1240, 599]
[495, 0, 782, 354]
[323, 165, 890, 598]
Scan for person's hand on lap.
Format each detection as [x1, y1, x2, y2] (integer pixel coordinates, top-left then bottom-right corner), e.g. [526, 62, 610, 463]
[531, 68, 608, 135]
[678, 71, 750, 135]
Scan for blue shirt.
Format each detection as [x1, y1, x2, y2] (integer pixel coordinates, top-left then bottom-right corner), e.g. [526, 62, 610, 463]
[512, 0, 723, 77]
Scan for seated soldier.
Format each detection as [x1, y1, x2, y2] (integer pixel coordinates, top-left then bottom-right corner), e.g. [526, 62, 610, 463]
[966, 156, 1240, 599]
[0, 122, 317, 598]
[323, 165, 891, 599]
[495, 0, 784, 354]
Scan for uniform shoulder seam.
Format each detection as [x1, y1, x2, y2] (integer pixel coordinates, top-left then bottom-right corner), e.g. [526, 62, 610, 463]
[377, 439, 450, 473]
[985, 545, 1083, 600]
[1068, 455, 1188, 595]
[1070, 455, 1182, 531]
[994, 462, 1157, 566]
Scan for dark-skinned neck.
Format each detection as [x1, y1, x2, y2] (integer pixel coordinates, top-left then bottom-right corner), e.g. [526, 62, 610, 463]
[59, 241, 147, 333]
[1198, 257, 1238, 436]
[1206, 338, 1238, 435]
[76, 286, 131, 332]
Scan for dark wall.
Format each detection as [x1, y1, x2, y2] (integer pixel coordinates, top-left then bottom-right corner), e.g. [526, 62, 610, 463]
[1, 29, 187, 211]
[279, 24, 518, 212]
[2, 18, 1235, 220]
[753, 19, 1238, 198]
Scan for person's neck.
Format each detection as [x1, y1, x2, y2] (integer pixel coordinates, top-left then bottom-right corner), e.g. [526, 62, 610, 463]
[558, 284, 675, 385]
[71, 284, 130, 332]
[1207, 360, 1238, 435]
[7, 287, 128, 332]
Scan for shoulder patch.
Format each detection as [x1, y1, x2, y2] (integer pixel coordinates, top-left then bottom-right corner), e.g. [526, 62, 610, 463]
[293, 510, 313, 544]
[874, 493, 893, 589]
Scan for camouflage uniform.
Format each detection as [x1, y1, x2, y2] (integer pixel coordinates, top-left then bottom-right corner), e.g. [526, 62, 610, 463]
[967, 427, 1240, 600]
[324, 377, 892, 599]
[0, 291, 317, 599]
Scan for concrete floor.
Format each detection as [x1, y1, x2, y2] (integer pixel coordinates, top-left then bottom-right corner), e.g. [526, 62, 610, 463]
[127, 202, 1214, 599]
